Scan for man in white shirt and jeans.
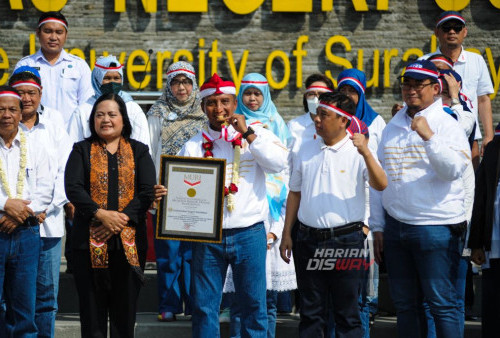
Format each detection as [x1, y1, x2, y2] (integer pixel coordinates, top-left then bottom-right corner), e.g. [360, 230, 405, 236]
[9, 67, 73, 338]
[179, 74, 288, 337]
[0, 86, 52, 337]
[280, 91, 387, 337]
[371, 60, 471, 338]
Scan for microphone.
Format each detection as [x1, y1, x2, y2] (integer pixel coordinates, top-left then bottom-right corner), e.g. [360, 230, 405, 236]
[138, 49, 153, 91]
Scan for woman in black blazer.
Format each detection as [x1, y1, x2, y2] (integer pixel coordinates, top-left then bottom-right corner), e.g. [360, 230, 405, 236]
[65, 92, 155, 338]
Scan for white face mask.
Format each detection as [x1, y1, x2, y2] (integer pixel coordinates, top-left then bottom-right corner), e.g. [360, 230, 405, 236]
[307, 97, 319, 115]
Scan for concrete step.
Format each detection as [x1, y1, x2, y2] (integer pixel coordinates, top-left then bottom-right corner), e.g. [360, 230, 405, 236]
[55, 313, 481, 337]
[58, 270, 483, 317]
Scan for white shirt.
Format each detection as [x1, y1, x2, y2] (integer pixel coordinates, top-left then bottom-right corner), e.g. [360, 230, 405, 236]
[290, 133, 369, 229]
[422, 48, 494, 139]
[369, 99, 470, 231]
[287, 112, 315, 154]
[15, 49, 94, 127]
[20, 111, 72, 237]
[179, 125, 288, 229]
[0, 129, 53, 218]
[67, 99, 151, 151]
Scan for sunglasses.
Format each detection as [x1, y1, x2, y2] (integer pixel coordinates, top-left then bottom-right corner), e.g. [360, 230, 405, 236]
[440, 24, 464, 33]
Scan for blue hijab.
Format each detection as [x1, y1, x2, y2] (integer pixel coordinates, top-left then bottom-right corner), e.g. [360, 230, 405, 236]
[236, 73, 291, 222]
[89, 55, 133, 105]
[337, 69, 379, 127]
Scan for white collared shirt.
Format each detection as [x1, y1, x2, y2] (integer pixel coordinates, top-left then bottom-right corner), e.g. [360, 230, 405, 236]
[67, 99, 151, 152]
[0, 129, 53, 218]
[179, 125, 288, 229]
[422, 48, 494, 140]
[15, 49, 94, 127]
[290, 133, 369, 229]
[370, 99, 470, 231]
[20, 110, 72, 237]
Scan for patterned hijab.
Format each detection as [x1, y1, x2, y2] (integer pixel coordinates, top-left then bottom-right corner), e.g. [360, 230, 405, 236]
[236, 73, 290, 222]
[89, 55, 133, 105]
[337, 69, 379, 127]
[147, 61, 207, 155]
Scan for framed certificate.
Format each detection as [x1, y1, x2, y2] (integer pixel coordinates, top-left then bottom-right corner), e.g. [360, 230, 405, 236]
[156, 155, 226, 243]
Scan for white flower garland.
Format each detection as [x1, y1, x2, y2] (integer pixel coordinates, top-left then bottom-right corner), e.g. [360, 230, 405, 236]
[0, 129, 27, 199]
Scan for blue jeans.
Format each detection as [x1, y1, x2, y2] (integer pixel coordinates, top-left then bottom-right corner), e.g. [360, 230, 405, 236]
[0, 225, 41, 338]
[384, 215, 462, 338]
[36, 237, 62, 338]
[424, 254, 467, 338]
[229, 290, 278, 338]
[153, 217, 192, 315]
[276, 291, 292, 313]
[191, 222, 267, 338]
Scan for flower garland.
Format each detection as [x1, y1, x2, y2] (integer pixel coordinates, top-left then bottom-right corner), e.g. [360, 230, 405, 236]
[202, 127, 242, 212]
[0, 129, 27, 199]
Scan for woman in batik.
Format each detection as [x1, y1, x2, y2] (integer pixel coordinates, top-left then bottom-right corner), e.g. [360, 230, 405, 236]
[147, 61, 207, 321]
[65, 93, 155, 337]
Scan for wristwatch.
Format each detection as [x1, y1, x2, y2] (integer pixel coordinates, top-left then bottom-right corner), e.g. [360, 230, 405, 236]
[450, 98, 460, 107]
[242, 126, 255, 139]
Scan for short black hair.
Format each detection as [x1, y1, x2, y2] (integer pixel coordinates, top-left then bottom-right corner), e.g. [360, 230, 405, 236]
[87, 93, 132, 142]
[303, 73, 334, 113]
[318, 92, 355, 127]
[0, 86, 23, 110]
[8, 72, 42, 87]
[38, 12, 68, 29]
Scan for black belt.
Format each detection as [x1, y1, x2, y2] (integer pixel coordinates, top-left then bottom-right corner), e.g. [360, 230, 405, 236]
[20, 216, 39, 227]
[299, 221, 364, 241]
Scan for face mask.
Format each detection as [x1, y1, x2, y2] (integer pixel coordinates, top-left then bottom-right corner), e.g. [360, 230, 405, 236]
[307, 97, 319, 115]
[100, 82, 123, 95]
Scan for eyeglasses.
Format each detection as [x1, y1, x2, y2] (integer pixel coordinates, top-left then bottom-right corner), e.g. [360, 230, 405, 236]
[0, 107, 20, 114]
[170, 79, 193, 88]
[440, 24, 464, 33]
[400, 82, 434, 91]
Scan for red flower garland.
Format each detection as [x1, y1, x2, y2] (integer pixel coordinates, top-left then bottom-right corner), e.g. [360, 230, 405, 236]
[203, 138, 240, 197]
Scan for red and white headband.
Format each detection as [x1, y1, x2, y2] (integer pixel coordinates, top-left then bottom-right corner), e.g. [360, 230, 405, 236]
[11, 80, 41, 90]
[167, 68, 196, 77]
[305, 85, 333, 94]
[0, 91, 22, 100]
[318, 101, 353, 120]
[38, 17, 68, 30]
[94, 63, 123, 71]
[200, 73, 236, 99]
[241, 80, 268, 85]
[430, 57, 454, 69]
[337, 77, 365, 94]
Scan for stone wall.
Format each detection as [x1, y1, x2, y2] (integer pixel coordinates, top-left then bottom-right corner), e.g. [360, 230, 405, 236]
[0, 0, 499, 126]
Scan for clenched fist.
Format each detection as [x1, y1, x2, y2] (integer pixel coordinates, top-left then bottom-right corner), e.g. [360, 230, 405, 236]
[411, 116, 434, 141]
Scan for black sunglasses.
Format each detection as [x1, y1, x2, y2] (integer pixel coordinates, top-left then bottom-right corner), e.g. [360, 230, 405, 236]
[440, 24, 464, 33]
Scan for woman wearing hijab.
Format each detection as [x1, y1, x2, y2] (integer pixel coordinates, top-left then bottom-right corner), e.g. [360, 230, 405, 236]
[223, 73, 296, 338]
[65, 93, 155, 337]
[337, 69, 386, 153]
[67, 55, 150, 149]
[147, 61, 207, 321]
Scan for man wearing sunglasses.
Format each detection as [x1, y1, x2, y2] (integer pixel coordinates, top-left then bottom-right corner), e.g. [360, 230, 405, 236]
[422, 11, 494, 166]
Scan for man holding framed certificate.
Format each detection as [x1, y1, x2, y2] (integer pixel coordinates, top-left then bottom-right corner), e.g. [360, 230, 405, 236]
[177, 73, 288, 337]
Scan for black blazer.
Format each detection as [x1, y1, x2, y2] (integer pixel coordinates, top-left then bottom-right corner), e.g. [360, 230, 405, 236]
[64, 138, 155, 251]
[468, 137, 500, 251]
